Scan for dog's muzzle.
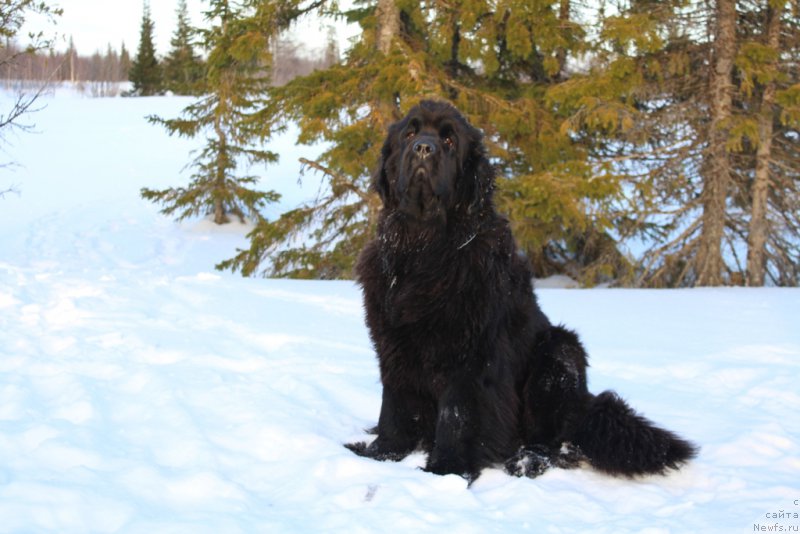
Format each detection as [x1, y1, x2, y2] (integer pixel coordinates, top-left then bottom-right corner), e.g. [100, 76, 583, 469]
[412, 137, 436, 160]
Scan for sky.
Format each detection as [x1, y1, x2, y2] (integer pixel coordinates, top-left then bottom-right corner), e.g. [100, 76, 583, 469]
[25, 0, 353, 57]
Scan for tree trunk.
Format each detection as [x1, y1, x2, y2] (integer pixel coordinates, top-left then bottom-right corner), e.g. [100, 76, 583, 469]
[697, 0, 736, 286]
[373, 0, 401, 119]
[213, 110, 229, 225]
[746, 3, 782, 286]
[555, 0, 570, 79]
[376, 0, 400, 55]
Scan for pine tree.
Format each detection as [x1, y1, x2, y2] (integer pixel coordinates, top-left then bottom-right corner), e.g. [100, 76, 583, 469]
[162, 0, 205, 95]
[66, 36, 77, 82]
[129, 1, 161, 96]
[695, 0, 737, 287]
[212, 0, 799, 285]
[322, 25, 339, 67]
[551, 0, 733, 287]
[119, 42, 131, 81]
[548, 0, 800, 286]
[737, 0, 800, 285]
[140, 0, 280, 226]
[220, 0, 631, 282]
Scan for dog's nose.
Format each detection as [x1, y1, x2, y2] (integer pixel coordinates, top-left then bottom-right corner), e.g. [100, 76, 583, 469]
[413, 139, 436, 159]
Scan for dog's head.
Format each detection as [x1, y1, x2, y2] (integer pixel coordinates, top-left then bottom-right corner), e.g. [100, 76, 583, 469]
[373, 100, 494, 223]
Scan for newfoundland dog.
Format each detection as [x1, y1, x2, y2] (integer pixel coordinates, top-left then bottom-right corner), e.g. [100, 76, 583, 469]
[346, 100, 696, 482]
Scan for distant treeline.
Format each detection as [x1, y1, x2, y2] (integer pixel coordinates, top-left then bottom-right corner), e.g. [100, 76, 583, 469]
[0, 36, 337, 96]
[1, 42, 124, 83]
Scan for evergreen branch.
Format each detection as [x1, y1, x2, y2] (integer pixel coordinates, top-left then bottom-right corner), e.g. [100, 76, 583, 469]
[594, 140, 698, 163]
[637, 218, 702, 286]
[298, 157, 372, 204]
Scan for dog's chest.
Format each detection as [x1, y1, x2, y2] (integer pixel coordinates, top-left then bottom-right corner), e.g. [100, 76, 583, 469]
[381, 249, 485, 360]
[383, 250, 465, 320]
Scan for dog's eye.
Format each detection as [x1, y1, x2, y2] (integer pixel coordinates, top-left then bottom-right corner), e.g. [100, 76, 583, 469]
[406, 130, 416, 139]
[443, 136, 455, 149]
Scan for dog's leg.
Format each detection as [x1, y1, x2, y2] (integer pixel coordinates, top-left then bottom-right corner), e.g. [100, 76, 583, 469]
[423, 377, 484, 482]
[511, 325, 591, 478]
[522, 324, 697, 477]
[346, 384, 434, 461]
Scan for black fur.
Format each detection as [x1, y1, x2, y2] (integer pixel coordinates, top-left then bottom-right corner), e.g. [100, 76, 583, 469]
[346, 100, 697, 482]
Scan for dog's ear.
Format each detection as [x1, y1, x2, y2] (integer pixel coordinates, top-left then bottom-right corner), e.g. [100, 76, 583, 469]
[473, 155, 495, 208]
[371, 123, 399, 208]
[464, 130, 495, 213]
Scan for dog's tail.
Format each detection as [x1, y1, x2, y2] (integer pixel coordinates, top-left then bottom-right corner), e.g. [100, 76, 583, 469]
[571, 390, 697, 476]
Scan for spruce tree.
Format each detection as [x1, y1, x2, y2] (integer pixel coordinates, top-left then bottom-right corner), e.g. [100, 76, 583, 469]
[129, 1, 161, 96]
[548, 0, 725, 286]
[736, 0, 800, 285]
[211, 0, 800, 285]
[220, 0, 630, 282]
[140, 0, 280, 226]
[65, 36, 77, 82]
[548, 0, 800, 286]
[696, 0, 737, 287]
[162, 0, 205, 95]
[119, 42, 131, 82]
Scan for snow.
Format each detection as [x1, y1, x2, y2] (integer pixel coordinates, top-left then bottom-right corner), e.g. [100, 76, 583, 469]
[2, 87, 799, 533]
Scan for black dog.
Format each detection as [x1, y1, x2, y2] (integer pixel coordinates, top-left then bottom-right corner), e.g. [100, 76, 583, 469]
[346, 100, 696, 482]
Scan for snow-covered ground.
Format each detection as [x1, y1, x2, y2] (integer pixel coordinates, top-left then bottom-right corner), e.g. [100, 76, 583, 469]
[1, 88, 799, 533]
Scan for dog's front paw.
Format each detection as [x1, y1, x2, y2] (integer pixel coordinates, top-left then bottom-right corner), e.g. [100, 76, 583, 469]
[344, 441, 370, 456]
[424, 453, 477, 483]
[344, 438, 412, 462]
